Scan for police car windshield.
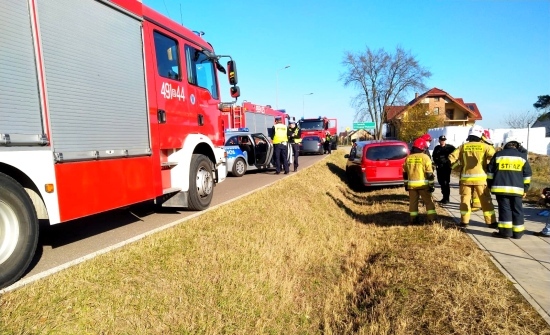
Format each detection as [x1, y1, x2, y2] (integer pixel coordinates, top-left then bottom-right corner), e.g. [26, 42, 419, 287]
[299, 120, 324, 130]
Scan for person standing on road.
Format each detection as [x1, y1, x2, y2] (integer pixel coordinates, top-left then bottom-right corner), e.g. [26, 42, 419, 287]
[449, 125, 497, 228]
[432, 135, 456, 204]
[271, 117, 289, 175]
[287, 120, 301, 172]
[323, 131, 332, 154]
[349, 138, 358, 159]
[403, 137, 437, 224]
[487, 132, 532, 239]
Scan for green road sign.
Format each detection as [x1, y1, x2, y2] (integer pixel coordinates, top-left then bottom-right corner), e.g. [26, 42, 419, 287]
[352, 122, 376, 130]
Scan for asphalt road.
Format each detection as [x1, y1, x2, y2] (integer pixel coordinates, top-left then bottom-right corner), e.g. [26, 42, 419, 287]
[14, 153, 328, 288]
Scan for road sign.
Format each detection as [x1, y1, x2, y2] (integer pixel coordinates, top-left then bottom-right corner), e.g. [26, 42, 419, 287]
[352, 122, 376, 130]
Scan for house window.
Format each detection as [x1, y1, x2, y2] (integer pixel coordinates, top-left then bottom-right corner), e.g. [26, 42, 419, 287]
[446, 109, 454, 119]
[434, 97, 440, 102]
[433, 107, 439, 115]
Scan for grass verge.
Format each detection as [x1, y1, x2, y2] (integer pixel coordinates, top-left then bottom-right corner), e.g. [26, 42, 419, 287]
[1, 151, 549, 334]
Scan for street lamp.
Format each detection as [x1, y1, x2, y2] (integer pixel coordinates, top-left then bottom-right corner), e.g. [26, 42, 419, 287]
[276, 65, 290, 109]
[302, 92, 313, 117]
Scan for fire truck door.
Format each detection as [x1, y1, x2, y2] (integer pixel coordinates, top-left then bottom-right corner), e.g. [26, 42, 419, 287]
[183, 44, 223, 145]
[149, 29, 190, 149]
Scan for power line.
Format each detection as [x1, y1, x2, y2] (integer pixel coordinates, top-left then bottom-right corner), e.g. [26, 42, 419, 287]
[162, 0, 170, 17]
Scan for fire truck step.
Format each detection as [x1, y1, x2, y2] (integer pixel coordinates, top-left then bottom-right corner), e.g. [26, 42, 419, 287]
[161, 161, 178, 170]
[162, 187, 181, 195]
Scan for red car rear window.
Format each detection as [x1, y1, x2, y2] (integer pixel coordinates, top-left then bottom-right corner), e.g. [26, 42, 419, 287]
[366, 145, 408, 161]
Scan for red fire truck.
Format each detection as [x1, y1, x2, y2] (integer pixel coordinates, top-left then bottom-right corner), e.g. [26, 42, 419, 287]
[0, 0, 240, 288]
[221, 102, 288, 136]
[298, 117, 338, 150]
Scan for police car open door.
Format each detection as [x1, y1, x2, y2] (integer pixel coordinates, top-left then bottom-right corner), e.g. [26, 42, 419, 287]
[251, 133, 273, 168]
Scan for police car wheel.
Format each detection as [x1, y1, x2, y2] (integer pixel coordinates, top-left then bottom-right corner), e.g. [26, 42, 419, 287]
[0, 173, 39, 289]
[188, 154, 214, 211]
[232, 158, 246, 177]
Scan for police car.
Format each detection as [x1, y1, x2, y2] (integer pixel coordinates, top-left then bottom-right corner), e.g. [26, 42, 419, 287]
[224, 128, 274, 177]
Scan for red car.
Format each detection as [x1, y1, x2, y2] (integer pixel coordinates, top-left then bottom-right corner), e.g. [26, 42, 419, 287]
[345, 140, 410, 188]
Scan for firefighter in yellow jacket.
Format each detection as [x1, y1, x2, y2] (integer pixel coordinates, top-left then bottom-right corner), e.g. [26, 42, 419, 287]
[471, 130, 496, 210]
[449, 125, 497, 227]
[403, 138, 437, 224]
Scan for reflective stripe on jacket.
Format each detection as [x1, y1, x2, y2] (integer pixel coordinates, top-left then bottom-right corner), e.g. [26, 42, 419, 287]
[449, 141, 494, 185]
[272, 124, 288, 144]
[289, 127, 302, 143]
[487, 148, 532, 196]
[403, 153, 434, 189]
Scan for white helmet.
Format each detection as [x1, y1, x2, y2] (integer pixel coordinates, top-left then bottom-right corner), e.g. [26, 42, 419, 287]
[504, 131, 522, 146]
[468, 124, 484, 138]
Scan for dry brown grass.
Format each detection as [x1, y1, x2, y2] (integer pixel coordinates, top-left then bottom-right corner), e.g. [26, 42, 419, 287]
[0, 151, 549, 334]
[526, 153, 550, 204]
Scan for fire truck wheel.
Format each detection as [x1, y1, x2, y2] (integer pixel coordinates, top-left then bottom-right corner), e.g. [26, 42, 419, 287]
[0, 173, 38, 289]
[232, 158, 246, 177]
[188, 154, 214, 211]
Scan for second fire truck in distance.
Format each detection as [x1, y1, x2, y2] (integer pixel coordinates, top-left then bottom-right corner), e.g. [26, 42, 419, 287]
[220, 102, 288, 137]
[299, 116, 338, 150]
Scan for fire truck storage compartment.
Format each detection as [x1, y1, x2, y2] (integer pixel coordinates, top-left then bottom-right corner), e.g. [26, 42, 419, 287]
[37, 0, 150, 161]
[245, 113, 275, 136]
[0, 1, 45, 145]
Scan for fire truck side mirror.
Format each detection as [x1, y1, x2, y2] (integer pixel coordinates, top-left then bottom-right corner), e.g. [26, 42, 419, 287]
[227, 60, 238, 85]
[230, 86, 240, 99]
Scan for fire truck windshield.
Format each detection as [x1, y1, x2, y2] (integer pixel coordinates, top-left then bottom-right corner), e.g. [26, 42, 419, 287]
[299, 120, 324, 130]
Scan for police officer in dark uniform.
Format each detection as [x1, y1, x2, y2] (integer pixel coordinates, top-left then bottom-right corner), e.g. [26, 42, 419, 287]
[287, 120, 301, 172]
[432, 135, 455, 204]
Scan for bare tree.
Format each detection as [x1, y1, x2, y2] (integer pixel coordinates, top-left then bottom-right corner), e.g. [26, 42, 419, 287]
[341, 46, 431, 139]
[503, 110, 540, 128]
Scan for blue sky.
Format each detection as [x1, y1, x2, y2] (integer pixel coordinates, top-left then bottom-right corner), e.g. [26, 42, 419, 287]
[143, 0, 550, 133]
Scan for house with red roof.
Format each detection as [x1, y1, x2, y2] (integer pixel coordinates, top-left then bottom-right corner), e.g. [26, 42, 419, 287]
[384, 88, 482, 138]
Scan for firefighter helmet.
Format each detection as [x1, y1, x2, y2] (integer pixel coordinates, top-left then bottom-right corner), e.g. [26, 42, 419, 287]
[421, 133, 432, 142]
[413, 137, 428, 151]
[468, 124, 484, 138]
[482, 129, 493, 145]
[504, 131, 522, 146]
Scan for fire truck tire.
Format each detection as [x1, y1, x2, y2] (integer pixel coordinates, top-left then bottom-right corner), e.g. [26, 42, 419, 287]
[232, 158, 246, 177]
[188, 154, 214, 211]
[0, 173, 38, 289]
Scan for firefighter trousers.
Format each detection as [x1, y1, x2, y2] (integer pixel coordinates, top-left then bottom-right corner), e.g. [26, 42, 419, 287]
[409, 188, 436, 223]
[496, 195, 525, 239]
[459, 184, 496, 225]
[471, 186, 490, 209]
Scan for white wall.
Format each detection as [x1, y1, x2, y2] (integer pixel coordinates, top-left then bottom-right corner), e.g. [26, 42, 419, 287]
[491, 127, 547, 155]
[427, 126, 471, 150]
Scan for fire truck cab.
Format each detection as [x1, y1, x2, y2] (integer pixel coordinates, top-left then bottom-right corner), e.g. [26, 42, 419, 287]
[0, 0, 239, 289]
[299, 116, 338, 150]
